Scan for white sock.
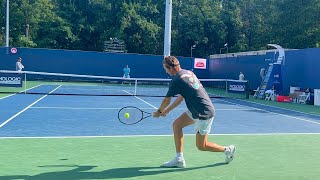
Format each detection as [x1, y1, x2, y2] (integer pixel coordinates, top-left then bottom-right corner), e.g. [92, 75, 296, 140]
[176, 152, 184, 159]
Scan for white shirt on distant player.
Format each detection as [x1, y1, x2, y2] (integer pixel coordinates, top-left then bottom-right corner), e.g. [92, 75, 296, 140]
[16, 61, 24, 71]
[239, 72, 244, 80]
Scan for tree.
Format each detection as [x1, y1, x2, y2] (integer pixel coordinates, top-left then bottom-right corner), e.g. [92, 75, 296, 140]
[1, 0, 319, 56]
[120, 0, 162, 54]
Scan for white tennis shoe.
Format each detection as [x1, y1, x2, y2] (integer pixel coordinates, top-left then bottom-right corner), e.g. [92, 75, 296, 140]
[225, 145, 236, 164]
[161, 157, 186, 168]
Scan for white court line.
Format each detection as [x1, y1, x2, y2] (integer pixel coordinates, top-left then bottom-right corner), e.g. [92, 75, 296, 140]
[31, 107, 128, 110]
[30, 107, 162, 110]
[216, 99, 320, 125]
[0, 85, 62, 128]
[0, 84, 43, 100]
[233, 98, 320, 117]
[30, 106, 250, 111]
[123, 90, 157, 109]
[215, 108, 254, 111]
[1, 132, 320, 139]
[0, 93, 15, 100]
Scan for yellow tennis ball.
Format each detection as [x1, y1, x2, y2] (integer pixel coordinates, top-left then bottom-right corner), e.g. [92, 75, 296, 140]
[124, 113, 130, 118]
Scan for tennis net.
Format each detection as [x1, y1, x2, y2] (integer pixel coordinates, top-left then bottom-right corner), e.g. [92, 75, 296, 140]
[0, 70, 249, 99]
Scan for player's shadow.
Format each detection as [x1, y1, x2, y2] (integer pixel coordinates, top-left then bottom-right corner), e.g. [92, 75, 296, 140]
[0, 163, 226, 180]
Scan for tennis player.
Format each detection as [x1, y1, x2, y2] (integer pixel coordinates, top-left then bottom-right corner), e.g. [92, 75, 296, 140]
[153, 56, 235, 168]
[123, 65, 130, 78]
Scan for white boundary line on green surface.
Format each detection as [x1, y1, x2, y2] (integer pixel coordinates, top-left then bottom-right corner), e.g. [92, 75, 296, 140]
[0, 93, 15, 100]
[1, 133, 320, 139]
[217, 99, 320, 125]
[0, 85, 62, 128]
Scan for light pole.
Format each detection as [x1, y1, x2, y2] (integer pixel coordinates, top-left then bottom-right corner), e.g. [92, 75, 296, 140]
[25, 24, 29, 39]
[164, 0, 172, 56]
[219, 0, 227, 9]
[6, 0, 9, 47]
[220, 43, 228, 54]
[190, 45, 196, 57]
[219, 0, 223, 8]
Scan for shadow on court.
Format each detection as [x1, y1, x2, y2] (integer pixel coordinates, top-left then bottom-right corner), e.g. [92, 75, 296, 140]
[0, 163, 226, 180]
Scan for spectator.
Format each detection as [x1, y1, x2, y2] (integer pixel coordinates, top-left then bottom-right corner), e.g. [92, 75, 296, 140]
[239, 72, 245, 80]
[16, 57, 24, 71]
[260, 68, 265, 80]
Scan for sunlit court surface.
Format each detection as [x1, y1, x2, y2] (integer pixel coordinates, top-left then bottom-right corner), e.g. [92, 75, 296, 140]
[1, 81, 320, 180]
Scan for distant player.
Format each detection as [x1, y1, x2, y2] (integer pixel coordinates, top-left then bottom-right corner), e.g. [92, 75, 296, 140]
[16, 57, 24, 71]
[239, 71, 245, 80]
[123, 65, 130, 78]
[153, 56, 236, 168]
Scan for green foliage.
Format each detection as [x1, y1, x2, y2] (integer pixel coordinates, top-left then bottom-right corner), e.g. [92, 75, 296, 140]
[0, 0, 319, 57]
[120, 1, 162, 54]
[17, 35, 37, 47]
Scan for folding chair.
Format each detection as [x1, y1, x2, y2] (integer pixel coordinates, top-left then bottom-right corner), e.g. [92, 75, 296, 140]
[265, 90, 275, 101]
[298, 92, 310, 104]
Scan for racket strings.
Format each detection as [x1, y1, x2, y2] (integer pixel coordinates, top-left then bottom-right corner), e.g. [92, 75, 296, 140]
[118, 107, 143, 125]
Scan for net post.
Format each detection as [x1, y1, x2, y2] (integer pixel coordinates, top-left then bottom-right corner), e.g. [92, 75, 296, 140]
[134, 79, 137, 96]
[24, 72, 27, 94]
[246, 80, 250, 99]
[225, 79, 228, 93]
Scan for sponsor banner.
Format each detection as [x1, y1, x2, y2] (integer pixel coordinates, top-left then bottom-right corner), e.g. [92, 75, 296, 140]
[11, 47, 18, 54]
[194, 58, 207, 69]
[0, 73, 23, 87]
[228, 81, 246, 93]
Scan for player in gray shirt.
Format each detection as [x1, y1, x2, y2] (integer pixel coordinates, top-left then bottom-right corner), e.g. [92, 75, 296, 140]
[153, 56, 236, 168]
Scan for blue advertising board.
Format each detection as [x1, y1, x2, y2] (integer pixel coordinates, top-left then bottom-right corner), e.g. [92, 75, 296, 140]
[0, 73, 23, 87]
[227, 80, 249, 98]
[227, 81, 247, 93]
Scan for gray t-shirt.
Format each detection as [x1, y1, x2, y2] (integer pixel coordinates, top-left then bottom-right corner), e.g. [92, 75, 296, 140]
[166, 69, 215, 120]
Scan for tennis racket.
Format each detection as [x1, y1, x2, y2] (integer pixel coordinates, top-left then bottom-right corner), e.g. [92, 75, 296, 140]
[118, 106, 152, 125]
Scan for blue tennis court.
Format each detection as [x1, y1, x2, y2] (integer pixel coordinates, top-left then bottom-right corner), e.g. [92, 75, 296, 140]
[1, 85, 320, 137]
[1, 83, 320, 180]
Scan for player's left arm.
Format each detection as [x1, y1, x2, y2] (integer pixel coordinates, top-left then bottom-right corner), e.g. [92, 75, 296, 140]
[153, 97, 171, 118]
[162, 95, 184, 116]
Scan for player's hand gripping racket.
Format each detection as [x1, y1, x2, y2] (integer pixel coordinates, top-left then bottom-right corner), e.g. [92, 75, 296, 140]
[118, 106, 152, 125]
